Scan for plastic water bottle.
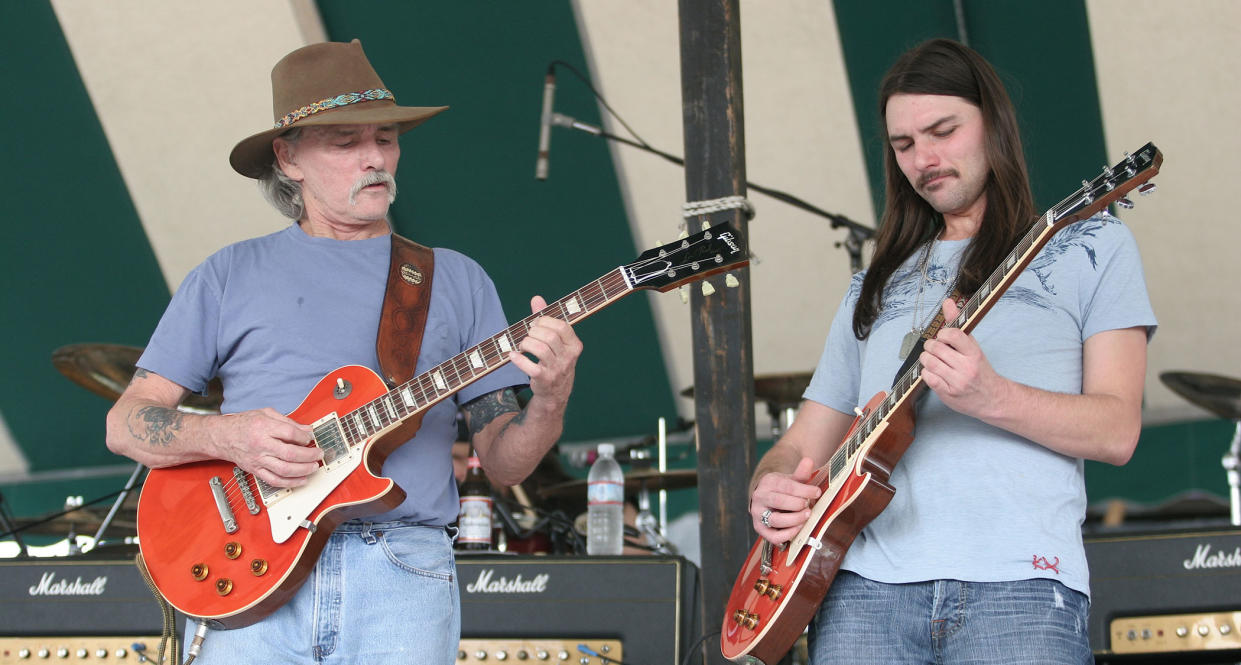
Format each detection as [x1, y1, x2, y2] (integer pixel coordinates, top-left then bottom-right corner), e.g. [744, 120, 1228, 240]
[587, 443, 624, 555]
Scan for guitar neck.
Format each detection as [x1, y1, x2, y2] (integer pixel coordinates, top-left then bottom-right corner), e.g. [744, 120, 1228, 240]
[337, 267, 635, 443]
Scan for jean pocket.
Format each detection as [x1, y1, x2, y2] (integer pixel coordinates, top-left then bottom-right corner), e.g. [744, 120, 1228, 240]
[377, 527, 454, 581]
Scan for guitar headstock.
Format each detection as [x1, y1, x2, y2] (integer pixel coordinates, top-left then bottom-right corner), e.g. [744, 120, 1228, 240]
[625, 223, 749, 292]
[1054, 142, 1163, 225]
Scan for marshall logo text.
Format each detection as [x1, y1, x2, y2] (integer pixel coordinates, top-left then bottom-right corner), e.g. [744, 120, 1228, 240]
[28, 572, 108, 596]
[1182, 543, 1241, 570]
[465, 568, 549, 594]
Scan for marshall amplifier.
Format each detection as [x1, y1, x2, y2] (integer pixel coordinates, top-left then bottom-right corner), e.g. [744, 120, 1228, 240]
[0, 551, 179, 663]
[457, 554, 700, 665]
[1086, 526, 1241, 662]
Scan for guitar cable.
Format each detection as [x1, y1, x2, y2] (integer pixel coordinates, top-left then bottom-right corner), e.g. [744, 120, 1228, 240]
[134, 551, 182, 664]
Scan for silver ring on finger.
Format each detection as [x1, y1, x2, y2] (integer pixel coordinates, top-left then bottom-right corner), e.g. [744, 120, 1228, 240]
[760, 508, 773, 528]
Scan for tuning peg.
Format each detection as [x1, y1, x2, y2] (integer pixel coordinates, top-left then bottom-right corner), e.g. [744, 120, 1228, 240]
[679, 285, 690, 304]
[702, 221, 711, 231]
[1138, 182, 1157, 196]
[725, 274, 740, 288]
[701, 281, 716, 296]
[678, 229, 689, 240]
[1116, 197, 1134, 209]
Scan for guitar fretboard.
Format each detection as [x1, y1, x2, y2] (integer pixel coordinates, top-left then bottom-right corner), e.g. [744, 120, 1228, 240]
[328, 267, 633, 447]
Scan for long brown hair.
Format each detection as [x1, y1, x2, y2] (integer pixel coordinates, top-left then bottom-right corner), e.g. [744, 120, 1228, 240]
[853, 39, 1035, 339]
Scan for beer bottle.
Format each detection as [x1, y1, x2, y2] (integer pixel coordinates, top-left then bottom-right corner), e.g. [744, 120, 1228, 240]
[457, 449, 493, 550]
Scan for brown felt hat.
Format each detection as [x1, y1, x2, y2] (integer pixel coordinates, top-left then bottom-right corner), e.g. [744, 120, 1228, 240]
[229, 39, 448, 178]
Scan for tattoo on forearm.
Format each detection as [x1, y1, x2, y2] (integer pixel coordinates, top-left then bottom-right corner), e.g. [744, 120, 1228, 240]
[496, 409, 527, 439]
[129, 405, 184, 447]
[464, 389, 521, 439]
[133, 368, 150, 380]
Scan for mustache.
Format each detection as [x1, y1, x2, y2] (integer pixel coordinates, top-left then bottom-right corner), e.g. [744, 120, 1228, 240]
[917, 169, 957, 189]
[349, 171, 397, 205]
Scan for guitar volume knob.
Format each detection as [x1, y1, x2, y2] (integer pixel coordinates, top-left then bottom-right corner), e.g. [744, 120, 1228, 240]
[224, 542, 242, 559]
[732, 608, 760, 629]
[250, 558, 269, 576]
[215, 578, 234, 596]
[191, 563, 209, 581]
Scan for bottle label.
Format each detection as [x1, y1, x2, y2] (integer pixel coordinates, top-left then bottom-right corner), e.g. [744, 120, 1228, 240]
[458, 495, 493, 544]
[587, 480, 624, 506]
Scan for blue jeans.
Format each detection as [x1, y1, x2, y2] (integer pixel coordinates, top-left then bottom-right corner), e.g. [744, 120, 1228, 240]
[185, 522, 459, 665]
[808, 571, 1091, 665]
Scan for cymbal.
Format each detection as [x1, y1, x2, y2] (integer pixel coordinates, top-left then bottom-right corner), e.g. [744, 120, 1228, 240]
[12, 506, 137, 537]
[681, 372, 813, 407]
[52, 343, 223, 413]
[1159, 371, 1241, 421]
[538, 469, 698, 500]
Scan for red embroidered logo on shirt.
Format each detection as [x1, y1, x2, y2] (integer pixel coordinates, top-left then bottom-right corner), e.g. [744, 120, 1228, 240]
[1032, 555, 1061, 573]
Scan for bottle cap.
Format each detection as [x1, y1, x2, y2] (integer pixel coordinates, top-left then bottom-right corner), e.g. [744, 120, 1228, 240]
[598, 443, 614, 456]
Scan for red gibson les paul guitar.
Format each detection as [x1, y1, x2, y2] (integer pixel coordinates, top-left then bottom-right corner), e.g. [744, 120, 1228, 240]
[720, 144, 1162, 665]
[137, 224, 748, 628]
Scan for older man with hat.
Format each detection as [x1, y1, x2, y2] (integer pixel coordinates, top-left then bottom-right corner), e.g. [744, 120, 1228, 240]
[106, 40, 582, 663]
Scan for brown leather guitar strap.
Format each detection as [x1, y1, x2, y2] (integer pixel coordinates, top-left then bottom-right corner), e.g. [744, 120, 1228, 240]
[376, 233, 435, 387]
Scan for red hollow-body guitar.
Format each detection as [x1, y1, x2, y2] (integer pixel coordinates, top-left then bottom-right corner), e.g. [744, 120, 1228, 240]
[137, 224, 748, 628]
[720, 144, 1163, 665]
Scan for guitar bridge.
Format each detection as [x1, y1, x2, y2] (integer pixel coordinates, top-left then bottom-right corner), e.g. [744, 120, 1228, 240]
[209, 476, 239, 534]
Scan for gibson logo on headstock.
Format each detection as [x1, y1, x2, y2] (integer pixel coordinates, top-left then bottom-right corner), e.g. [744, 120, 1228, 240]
[1182, 543, 1241, 570]
[718, 232, 742, 255]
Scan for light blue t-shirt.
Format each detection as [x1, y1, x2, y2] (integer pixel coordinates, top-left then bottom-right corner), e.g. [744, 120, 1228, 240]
[804, 214, 1156, 597]
[138, 223, 528, 525]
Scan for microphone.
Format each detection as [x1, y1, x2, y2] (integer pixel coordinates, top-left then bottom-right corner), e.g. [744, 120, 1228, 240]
[534, 65, 556, 180]
[550, 112, 602, 136]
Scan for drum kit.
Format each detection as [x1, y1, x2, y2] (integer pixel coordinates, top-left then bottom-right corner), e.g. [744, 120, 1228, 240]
[9, 343, 1239, 557]
[0, 344, 224, 558]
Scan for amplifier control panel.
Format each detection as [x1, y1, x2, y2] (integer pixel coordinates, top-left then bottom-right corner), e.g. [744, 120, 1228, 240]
[1110, 611, 1241, 655]
[457, 639, 621, 664]
[0, 636, 170, 663]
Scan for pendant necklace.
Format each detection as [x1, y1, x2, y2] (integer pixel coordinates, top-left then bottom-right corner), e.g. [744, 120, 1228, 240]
[899, 234, 959, 360]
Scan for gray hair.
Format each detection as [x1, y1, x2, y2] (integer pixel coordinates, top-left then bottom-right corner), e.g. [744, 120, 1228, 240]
[258, 127, 305, 220]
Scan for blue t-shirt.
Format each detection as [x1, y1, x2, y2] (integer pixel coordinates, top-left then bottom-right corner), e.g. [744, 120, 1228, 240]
[138, 223, 528, 525]
[804, 214, 1156, 597]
